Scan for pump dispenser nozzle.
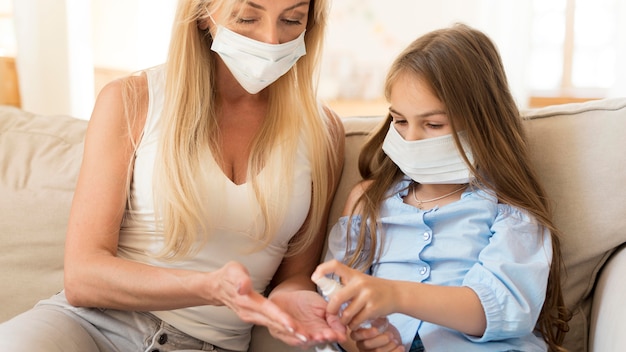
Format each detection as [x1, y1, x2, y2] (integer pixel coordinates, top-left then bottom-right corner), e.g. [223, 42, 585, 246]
[314, 276, 342, 298]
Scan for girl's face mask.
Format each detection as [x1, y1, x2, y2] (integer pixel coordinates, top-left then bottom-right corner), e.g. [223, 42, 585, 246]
[209, 17, 306, 94]
[382, 122, 475, 184]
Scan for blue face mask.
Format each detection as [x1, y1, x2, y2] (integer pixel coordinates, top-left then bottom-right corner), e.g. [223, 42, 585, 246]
[209, 17, 306, 94]
[382, 122, 475, 184]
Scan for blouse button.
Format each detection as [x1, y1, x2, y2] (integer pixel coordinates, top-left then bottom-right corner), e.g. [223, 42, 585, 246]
[423, 232, 431, 241]
[419, 266, 428, 275]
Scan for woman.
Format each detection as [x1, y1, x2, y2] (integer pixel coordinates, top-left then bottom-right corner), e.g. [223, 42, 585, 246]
[0, 0, 345, 351]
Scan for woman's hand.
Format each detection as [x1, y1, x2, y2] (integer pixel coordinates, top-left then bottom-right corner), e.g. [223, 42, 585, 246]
[212, 262, 305, 344]
[312, 260, 399, 330]
[351, 318, 405, 352]
[269, 289, 347, 348]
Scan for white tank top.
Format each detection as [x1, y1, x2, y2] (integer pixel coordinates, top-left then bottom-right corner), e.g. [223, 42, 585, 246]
[117, 66, 312, 351]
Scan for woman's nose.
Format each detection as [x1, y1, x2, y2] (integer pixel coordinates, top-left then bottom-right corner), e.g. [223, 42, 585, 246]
[259, 23, 280, 44]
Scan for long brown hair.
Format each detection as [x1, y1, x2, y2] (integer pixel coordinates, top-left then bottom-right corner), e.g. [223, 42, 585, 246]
[350, 23, 570, 351]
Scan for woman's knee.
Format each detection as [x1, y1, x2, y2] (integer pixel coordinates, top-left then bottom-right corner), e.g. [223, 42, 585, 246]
[0, 307, 99, 352]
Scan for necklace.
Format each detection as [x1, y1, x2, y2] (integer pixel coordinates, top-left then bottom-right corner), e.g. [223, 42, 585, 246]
[412, 183, 467, 210]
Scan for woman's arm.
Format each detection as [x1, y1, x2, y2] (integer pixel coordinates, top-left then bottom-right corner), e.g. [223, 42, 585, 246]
[266, 108, 346, 344]
[269, 107, 344, 290]
[63, 77, 232, 310]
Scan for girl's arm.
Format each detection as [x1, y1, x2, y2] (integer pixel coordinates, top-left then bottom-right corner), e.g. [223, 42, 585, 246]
[313, 261, 486, 337]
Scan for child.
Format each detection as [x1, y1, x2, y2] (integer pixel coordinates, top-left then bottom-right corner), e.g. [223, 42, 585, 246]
[313, 23, 570, 352]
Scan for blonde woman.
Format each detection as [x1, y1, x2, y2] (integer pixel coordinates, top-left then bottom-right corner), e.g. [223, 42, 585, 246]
[314, 24, 570, 352]
[0, 0, 345, 351]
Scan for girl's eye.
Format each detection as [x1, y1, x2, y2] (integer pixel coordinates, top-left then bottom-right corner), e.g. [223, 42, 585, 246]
[393, 119, 407, 125]
[427, 123, 444, 129]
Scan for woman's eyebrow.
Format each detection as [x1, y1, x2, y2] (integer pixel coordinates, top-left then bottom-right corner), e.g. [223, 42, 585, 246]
[246, 1, 310, 12]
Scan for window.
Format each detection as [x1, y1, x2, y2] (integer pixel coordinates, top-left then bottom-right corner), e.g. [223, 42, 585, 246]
[0, 0, 15, 56]
[0, 0, 19, 107]
[528, 0, 618, 106]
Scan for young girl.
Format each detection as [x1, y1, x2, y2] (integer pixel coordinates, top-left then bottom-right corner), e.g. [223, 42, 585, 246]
[313, 24, 570, 352]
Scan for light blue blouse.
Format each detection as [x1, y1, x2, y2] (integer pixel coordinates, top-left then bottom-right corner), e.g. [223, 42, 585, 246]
[325, 178, 552, 352]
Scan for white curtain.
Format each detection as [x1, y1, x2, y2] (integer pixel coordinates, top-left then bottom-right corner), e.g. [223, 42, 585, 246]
[12, 0, 94, 119]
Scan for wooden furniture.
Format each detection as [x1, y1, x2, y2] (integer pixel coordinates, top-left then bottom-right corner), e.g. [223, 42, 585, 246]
[0, 56, 20, 107]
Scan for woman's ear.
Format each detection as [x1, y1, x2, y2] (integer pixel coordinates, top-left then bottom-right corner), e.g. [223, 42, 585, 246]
[198, 18, 210, 30]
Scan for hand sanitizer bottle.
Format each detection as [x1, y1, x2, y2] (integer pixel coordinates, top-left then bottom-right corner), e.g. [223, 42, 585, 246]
[314, 276, 372, 328]
[312, 276, 378, 352]
[314, 276, 344, 352]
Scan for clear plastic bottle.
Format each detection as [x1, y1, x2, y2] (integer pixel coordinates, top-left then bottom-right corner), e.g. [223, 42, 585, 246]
[315, 276, 374, 326]
[314, 276, 344, 352]
[315, 276, 373, 328]
[313, 276, 376, 351]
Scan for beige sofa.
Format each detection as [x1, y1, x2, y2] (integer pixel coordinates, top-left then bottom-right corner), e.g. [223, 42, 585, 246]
[1, 98, 625, 352]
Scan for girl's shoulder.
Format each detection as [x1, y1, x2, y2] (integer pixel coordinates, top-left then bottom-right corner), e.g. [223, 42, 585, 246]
[341, 180, 375, 216]
[465, 186, 539, 224]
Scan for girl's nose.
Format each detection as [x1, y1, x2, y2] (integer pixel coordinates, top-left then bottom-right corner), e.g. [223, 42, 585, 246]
[403, 126, 424, 142]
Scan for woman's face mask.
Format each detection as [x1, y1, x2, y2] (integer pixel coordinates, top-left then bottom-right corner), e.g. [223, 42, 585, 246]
[209, 17, 306, 94]
[382, 122, 475, 184]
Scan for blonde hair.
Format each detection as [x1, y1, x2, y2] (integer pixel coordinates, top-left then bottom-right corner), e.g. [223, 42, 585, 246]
[351, 24, 570, 351]
[121, 0, 339, 259]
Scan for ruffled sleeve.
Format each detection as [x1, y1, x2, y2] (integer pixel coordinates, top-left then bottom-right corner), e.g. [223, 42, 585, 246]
[462, 204, 552, 342]
[324, 215, 371, 267]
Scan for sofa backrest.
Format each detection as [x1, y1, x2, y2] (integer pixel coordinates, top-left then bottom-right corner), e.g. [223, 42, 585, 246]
[0, 106, 87, 321]
[523, 98, 626, 350]
[334, 98, 626, 351]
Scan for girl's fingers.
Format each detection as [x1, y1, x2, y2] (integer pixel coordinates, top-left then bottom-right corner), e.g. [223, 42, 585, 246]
[312, 259, 348, 282]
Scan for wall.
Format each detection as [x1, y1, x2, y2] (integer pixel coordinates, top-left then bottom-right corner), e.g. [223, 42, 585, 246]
[8, 0, 626, 119]
[91, 0, 176, 71]
[320, 0, 533, 108]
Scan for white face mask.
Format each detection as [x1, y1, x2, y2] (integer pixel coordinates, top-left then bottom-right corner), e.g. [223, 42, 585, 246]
[209, 19, 306, 94]
[382, 122, 475, 184]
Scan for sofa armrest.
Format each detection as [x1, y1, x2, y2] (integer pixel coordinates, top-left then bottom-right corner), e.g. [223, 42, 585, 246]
[589, 244, 626, 352]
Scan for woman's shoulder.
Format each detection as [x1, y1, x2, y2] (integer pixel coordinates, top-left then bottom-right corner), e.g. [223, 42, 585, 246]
[95, 74, 148, 113]
[322, 106, 345, 154]
[91, 73, 149, 144]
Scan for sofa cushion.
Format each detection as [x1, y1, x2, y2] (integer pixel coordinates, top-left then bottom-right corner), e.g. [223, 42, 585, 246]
[523, 98, 626, 350]
[332, 98, 626, 352]
[0, 105, 87, 322]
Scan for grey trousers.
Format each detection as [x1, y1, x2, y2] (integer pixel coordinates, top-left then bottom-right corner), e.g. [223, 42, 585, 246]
[0, 291, 237, 352]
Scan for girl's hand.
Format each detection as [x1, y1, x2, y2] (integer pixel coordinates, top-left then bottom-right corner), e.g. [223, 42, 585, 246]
[351, 318, 405, 352]
[269, 289, 347, 348]
[312, 260, 399, 330]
